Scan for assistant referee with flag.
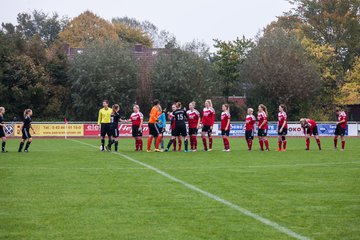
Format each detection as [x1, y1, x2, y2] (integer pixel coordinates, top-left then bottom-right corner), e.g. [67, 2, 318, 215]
[98, 100, 113, 151]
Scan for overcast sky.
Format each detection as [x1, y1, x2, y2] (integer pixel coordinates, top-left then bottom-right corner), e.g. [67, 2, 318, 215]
[2, 0, 293, 50]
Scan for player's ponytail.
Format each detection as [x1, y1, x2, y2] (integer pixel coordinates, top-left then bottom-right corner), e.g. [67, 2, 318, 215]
[205, 99, 213, 108]
[280, 104, 286, 112]
[259, 104, 268, 116]
[112, 104, 120, 112]
[24, 109, 31, 117]
[223, 104, 230, 112]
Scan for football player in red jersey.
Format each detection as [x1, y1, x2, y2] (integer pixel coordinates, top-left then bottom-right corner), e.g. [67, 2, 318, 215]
[220, 104, 231, 152]
[187, 101, 201, 151]
[244, 108, 256, 150]
[257, 104, 270, 151]
[277, 104, 288, 152]
[122, 105, 144, 151]
[334, 107, 347, 151]
[201, 99, 215, 151]
[300, 118, 321, 151]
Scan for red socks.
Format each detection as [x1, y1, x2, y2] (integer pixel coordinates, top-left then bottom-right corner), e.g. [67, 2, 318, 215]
[147, 137, 153, 151]
[306, 138, 310, 150]
[334, 138, 345, 150]
[189, 136, 197, 150]
[222, 138, 230, 150]
[264, 139, 269, 150]
[173, 139, 177, 151]
[202, 137, 207, 150]
[135, 139, 143, 151]
[283, 140, 287, 150]
[209, 137, 213, 150]
[247, 139, 253, 150]
[316, 139, 321, 150]
[155, 136, 162, 149]
[278, 141, 282, 150]
[259, 139, 264, 151]
[178, 138, 182, 151]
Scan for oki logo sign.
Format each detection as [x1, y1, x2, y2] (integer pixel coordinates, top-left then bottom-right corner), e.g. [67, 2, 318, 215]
[287, 124, 303, 136]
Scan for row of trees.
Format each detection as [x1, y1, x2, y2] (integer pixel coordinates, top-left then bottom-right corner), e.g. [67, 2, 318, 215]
[0, 0, 359, 121]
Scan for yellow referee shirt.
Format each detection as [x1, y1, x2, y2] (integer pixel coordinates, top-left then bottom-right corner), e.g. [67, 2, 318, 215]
[98, 107, 113, 124]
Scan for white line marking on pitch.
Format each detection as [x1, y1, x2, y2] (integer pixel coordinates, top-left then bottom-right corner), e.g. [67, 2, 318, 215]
[70, 139, 310, 240]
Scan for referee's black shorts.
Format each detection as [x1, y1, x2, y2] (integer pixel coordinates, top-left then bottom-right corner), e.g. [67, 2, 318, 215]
[101, 123, 111, 137]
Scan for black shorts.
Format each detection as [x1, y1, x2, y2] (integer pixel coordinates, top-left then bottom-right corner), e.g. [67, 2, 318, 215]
[202, 125, 212, 134]
[22, 128, 31, 139]
[245, 130, 254, 140]
[334, 125, 346, 136]
[148, 123, 159, 137]
[132, 125, 143, 137]
[101, 123, 111, 137]
[0, 128, 5, 137]
[189, 128, 198, 136]
[258, 129, 268, 137]
[111, 125, 119, 138]
[307, 126, 319, 136]
[173, 125, 187, 137]
[221, 130, 230, 136]
[278, 127, 288, 136]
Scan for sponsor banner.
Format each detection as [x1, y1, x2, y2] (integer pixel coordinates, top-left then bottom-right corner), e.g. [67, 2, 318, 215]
[5, 124, 14, 136]
[217, 123, 351, 136]
[219, 123, 278, 136]
[84, 124, 100, 136]
[14, 124, 83, 137]
[118, 124, 149, 136]
[83, 124, 150, 136]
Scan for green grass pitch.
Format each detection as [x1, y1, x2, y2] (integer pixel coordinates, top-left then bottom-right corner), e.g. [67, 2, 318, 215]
[1, 137, 359, 240]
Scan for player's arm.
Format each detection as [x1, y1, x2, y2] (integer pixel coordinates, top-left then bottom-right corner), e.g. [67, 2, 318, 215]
[97, 110, 102, 125]
[225, 118, 230, 131]
[0, 122, 5, 127]
[210, 110, 215, 129]
[259, 117, 267, 129]
[336, 118, 345, 125]
[197, 114, 201, 129]
[30, 123, 35, 133]
[280, 118, 287, 131]
[139, 114, 144, 129]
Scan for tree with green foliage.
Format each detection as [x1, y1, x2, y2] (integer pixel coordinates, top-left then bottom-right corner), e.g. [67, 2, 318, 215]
[2, 10, 69, 47]
[288, 0, 360, 71]
[1, 54, 49, 119]
[213, 36, 254, 99]
[242, 28, 321, 120]
[68, 41, 138, 120]
[151, 48, 215, 110]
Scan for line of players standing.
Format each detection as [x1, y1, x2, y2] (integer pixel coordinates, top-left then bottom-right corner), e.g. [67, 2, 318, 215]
[97, 99, 348, 153]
